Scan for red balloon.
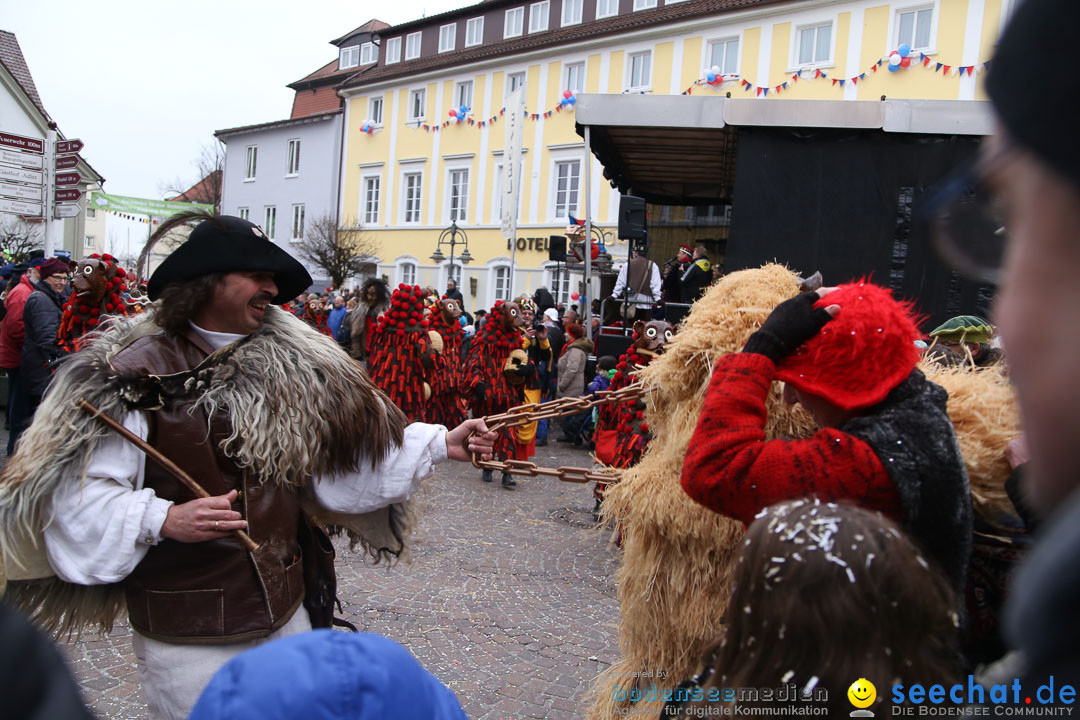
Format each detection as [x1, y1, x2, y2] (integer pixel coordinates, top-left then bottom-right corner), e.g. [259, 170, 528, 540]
[591, 242, 600, 260]
[449, 108, 458, 118]
[571, 293, 580, 301]
[900, 56, 911, 68]
[563, 90, 572, 99]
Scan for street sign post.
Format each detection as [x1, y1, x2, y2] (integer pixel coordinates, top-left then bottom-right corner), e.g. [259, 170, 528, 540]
[0, 181, 43, 201]
[54, 203, 82, 219]
[0, 165, 44, 185]
[54, 188, 82, 202]
[0, 197, 43, 216]
[54, 154, 80, 170]
[55, 139, 83, 155]
[0, 131, 44, 153]
[0, 148, 44, 170]
[55, 171, 82, 186]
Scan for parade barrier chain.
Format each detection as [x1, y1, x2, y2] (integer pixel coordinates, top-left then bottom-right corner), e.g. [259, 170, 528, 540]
[468, 381, 648, 484]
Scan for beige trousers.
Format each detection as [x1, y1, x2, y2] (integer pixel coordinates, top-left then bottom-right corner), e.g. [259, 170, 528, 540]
[131, 607, 312, 720]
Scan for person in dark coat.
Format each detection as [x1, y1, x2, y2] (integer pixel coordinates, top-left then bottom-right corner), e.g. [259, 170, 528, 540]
[18, 257, 69, 435]
[533, 286, 555, 316]
[443, 279, 464, 303]
[349, 278, 389, 361]
[679, 245, 712, 304]
[681, 282, 973, 607]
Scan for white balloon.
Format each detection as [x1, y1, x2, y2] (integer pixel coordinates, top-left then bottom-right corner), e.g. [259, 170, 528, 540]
[889, 53, 901, 66]
[711, 65, 721, 76]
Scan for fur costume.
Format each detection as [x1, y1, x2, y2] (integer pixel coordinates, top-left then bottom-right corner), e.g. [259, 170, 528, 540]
[57, 254, 133, 353]
[425, 297, 467, 427]
[367, 284, 438, 422]
[464, 301, 525, 459]
[585, 266, 1021, 720]
[0, 305, 411, 638]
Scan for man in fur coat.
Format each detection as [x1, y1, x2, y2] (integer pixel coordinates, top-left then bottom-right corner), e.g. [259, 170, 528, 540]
[0, 213, 495, 720]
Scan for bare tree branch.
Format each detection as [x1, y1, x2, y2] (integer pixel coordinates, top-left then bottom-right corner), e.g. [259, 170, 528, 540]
[0, 216, 44, 263]
[159, 141, 225, 212]
[292, 214, 379, 289]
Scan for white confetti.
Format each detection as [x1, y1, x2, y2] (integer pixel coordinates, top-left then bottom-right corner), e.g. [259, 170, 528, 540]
[846, 567, 856, 583]
[803, 676, 819, 695]
[781, 670, 794, 683]
[770, 557, 786, 564]
[865, 553, 875, 568]
[916, 556, 929, 570]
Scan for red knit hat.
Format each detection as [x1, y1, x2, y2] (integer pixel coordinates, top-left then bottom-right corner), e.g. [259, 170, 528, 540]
[775, 281, 922, 411]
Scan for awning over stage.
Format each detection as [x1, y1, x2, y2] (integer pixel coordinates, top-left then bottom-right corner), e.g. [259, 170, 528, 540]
[574, 94, 993, 204]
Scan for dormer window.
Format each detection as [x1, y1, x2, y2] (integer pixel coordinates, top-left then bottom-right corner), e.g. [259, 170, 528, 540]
[339, 45, 359, 69]
[360, 42, 378, 64]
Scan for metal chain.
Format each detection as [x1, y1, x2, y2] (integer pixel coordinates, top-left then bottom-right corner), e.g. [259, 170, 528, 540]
[468, 381, 648, 484]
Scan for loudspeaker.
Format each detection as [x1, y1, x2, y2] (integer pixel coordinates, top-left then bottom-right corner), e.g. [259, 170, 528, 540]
[617, 195, 647, 240]
[548, 235, 567, 261]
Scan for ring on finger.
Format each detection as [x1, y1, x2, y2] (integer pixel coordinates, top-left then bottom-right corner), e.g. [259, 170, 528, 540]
[214, 520, 220, 529]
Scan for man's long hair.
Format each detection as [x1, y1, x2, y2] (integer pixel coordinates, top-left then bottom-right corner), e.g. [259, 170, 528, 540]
[361, 276, 389, 306]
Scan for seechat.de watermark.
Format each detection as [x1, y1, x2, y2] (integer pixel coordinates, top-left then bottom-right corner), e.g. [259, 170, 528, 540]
[889, 676, 1074, 716]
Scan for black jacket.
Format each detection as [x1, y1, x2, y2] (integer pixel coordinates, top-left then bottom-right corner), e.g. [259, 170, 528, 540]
[20, 281, 67, 398]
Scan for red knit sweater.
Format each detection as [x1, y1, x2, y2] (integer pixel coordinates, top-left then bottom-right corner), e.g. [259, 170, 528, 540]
[680, 353, 900, 525]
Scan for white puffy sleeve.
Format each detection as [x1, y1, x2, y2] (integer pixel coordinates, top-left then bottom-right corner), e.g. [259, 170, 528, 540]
[309, 422, 448, 513]
[43, 412, 173, 585]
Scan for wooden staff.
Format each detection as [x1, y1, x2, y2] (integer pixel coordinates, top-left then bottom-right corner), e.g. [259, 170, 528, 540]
[77, 398, 259, 552]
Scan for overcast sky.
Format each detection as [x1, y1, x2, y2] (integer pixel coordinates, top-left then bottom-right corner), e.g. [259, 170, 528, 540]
[3, 0, 465, 199]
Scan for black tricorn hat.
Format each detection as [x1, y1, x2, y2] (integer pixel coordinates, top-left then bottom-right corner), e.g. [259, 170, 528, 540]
[148, 215, 312, 303]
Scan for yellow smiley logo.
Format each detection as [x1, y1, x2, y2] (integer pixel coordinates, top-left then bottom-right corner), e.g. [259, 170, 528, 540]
[847, 678, 876, 709]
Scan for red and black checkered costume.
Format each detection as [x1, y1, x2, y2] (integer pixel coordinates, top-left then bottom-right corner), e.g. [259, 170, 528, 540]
[464, 300, 525, 460]
[367, 284, 438, 422]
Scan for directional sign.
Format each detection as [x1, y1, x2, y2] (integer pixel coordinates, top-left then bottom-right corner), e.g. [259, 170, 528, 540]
[0, 197, 43, 216]
[55, 139, 83, 155]
[54, 203, 82, 219]
[0, 148, 44, 170]
[54, 188, 82, 202]
[0, 181, 43, 202]
[0, 131, 44, 153]
[55, 171, 82, 186]
[55, 154, 81, 170]
[0, 164, 43, 185]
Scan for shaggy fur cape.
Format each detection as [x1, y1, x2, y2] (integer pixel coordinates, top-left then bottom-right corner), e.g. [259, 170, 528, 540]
[0, 305, 410, 637]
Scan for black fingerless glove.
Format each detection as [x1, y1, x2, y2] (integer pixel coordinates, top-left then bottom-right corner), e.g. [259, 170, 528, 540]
[742, 291, 834, 363]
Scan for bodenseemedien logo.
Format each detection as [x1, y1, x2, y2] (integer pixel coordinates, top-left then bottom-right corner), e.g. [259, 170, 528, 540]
[849, 678, 877, 717]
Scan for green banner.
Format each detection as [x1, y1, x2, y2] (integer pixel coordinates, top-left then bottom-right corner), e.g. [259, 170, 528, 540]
[89, 192, 213, 217]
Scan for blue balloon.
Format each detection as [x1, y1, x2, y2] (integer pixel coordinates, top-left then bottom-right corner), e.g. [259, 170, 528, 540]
[897, 44, 911, 58]
[888, 63, 900, 73]
[567, 96, 576, 104]
[460, 105, 468, 115]
[706, 72, 716, 83]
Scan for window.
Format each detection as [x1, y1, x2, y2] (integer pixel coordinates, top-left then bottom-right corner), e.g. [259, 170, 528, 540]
[369, 96, 384, 126]
[286, 139, 300, 176]
[238, 207, 249, 221]
[565, 62, 585, 93]
[504, 7, 524, 38]
[339, 45, 359, 69]
[897, 6, 933, 51]
[530, 1, 549, 32]
[405, 32, 422, 60]
[363, 176, 381, 225]
[84, 235, 95, 249]
[448, 168, 469, 222]
[709, 38, 739, 75]
[466, 17, 484, 47]
[360, 42, 377, 65]
[245, 145, 257, 180]
[553, 160, 580, 219]
[507, 72, 526, 95]
[547, 265, 570, 305]
[291, 204, 305, 241]
[409, 88, 426, 122]
[385, 37, 401, 63]
[455, 81, 473, 110]
[86, 207, 96, 219]
[493, 266, 510, 301]
[562, 0, 582, 26]
[401, 262, 417, 286]
[596, 0, 617, 18]
[439, 24, 456, 53]
[633, 0, 657, 9]
[493, 162, 504, 221]
[796, 22, 832, 66]
[628, 51, 652, 91]
[447, 264, 462, 288]
[264, 206, 277, 239]
[403, 172, 423, 223]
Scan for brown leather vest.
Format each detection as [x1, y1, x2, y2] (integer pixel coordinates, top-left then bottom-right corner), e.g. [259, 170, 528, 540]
[112, 330, 304, 644]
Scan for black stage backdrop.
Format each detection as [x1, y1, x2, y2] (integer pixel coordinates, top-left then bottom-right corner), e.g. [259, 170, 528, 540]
[726, 127, 994, 331]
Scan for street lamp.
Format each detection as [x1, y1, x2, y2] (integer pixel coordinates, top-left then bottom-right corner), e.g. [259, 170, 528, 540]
[431, 221, 471, 291]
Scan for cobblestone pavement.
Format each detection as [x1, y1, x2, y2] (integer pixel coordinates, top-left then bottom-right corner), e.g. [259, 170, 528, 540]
[37, 438, 623, 719]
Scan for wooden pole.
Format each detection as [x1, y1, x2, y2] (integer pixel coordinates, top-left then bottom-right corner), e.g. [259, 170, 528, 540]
[77, 398, 259, 552]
